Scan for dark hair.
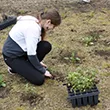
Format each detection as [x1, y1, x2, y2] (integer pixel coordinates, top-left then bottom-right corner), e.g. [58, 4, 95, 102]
[40, 9, 61, 26]
[39, 9, 61, 40]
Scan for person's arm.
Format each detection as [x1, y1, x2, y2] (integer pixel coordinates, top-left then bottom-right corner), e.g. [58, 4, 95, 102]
[25, 25, 46, 74]
[28, 55, 46, 74]
[25, 24, 53, 78]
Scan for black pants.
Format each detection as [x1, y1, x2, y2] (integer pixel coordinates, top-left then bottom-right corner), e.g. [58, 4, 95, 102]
[3, 41, 52, 85]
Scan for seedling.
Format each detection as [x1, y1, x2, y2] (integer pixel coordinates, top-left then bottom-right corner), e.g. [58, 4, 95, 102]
[82, 32, 100, 46]
[64, 51, 80, 64]
[0, 74, 6, 87]
[67, 68, 98, 93]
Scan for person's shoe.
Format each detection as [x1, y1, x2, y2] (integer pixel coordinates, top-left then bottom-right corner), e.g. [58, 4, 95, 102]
[8, 67, 16, 75]
[82, 0, 90, 3]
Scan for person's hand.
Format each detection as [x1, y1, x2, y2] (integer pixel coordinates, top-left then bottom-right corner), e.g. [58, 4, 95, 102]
[44, 70, 53, 78]
[40, 62, 47, 68]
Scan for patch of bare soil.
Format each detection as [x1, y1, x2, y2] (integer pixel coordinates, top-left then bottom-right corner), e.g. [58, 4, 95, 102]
[0, 87, 10, 98]
[20, 93, 44, 106]
[94, 49, 110, 60]
[0, 0, 110, 15]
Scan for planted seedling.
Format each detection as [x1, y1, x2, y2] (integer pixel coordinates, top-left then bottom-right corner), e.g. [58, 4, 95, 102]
[0, 74, 6, 87]
[82, 32, 100, 46]
[64, 51, 80, 64]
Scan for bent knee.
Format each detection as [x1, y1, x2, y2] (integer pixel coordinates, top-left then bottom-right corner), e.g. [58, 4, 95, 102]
[44, 41, 52, 51]
[31, 77, 45, 86]
[38, 41, 52, 52]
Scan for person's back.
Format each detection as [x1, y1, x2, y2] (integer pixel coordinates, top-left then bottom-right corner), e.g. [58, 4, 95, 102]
[9, 15, 40, 41]
[3, 15, 41, 58]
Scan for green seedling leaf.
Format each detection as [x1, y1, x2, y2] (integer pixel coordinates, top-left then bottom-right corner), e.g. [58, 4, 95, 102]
[67, 68, 98, 92]
[0, 74, 6, 87]
[1, 82, 6, 87]
[64, 57, 69, 60]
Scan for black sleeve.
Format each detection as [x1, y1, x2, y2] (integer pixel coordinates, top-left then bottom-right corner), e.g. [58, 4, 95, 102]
[28, 55, 46, 74]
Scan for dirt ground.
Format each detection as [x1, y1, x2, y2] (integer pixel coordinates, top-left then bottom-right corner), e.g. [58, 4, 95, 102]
[0, 0, 110, 110]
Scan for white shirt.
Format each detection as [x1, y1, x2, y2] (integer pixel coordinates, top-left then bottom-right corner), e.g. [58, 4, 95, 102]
[9, 15, 41, 56]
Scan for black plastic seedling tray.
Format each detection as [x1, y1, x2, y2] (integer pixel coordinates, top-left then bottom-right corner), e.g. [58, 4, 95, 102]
[67, 86, 100, 107]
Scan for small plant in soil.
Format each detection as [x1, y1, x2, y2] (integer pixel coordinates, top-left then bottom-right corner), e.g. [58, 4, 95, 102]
[82, 32, 100, 46]
[0, 74, 6, 87]
[64, 51, 80, 64]
[67, 68, 99, 93]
